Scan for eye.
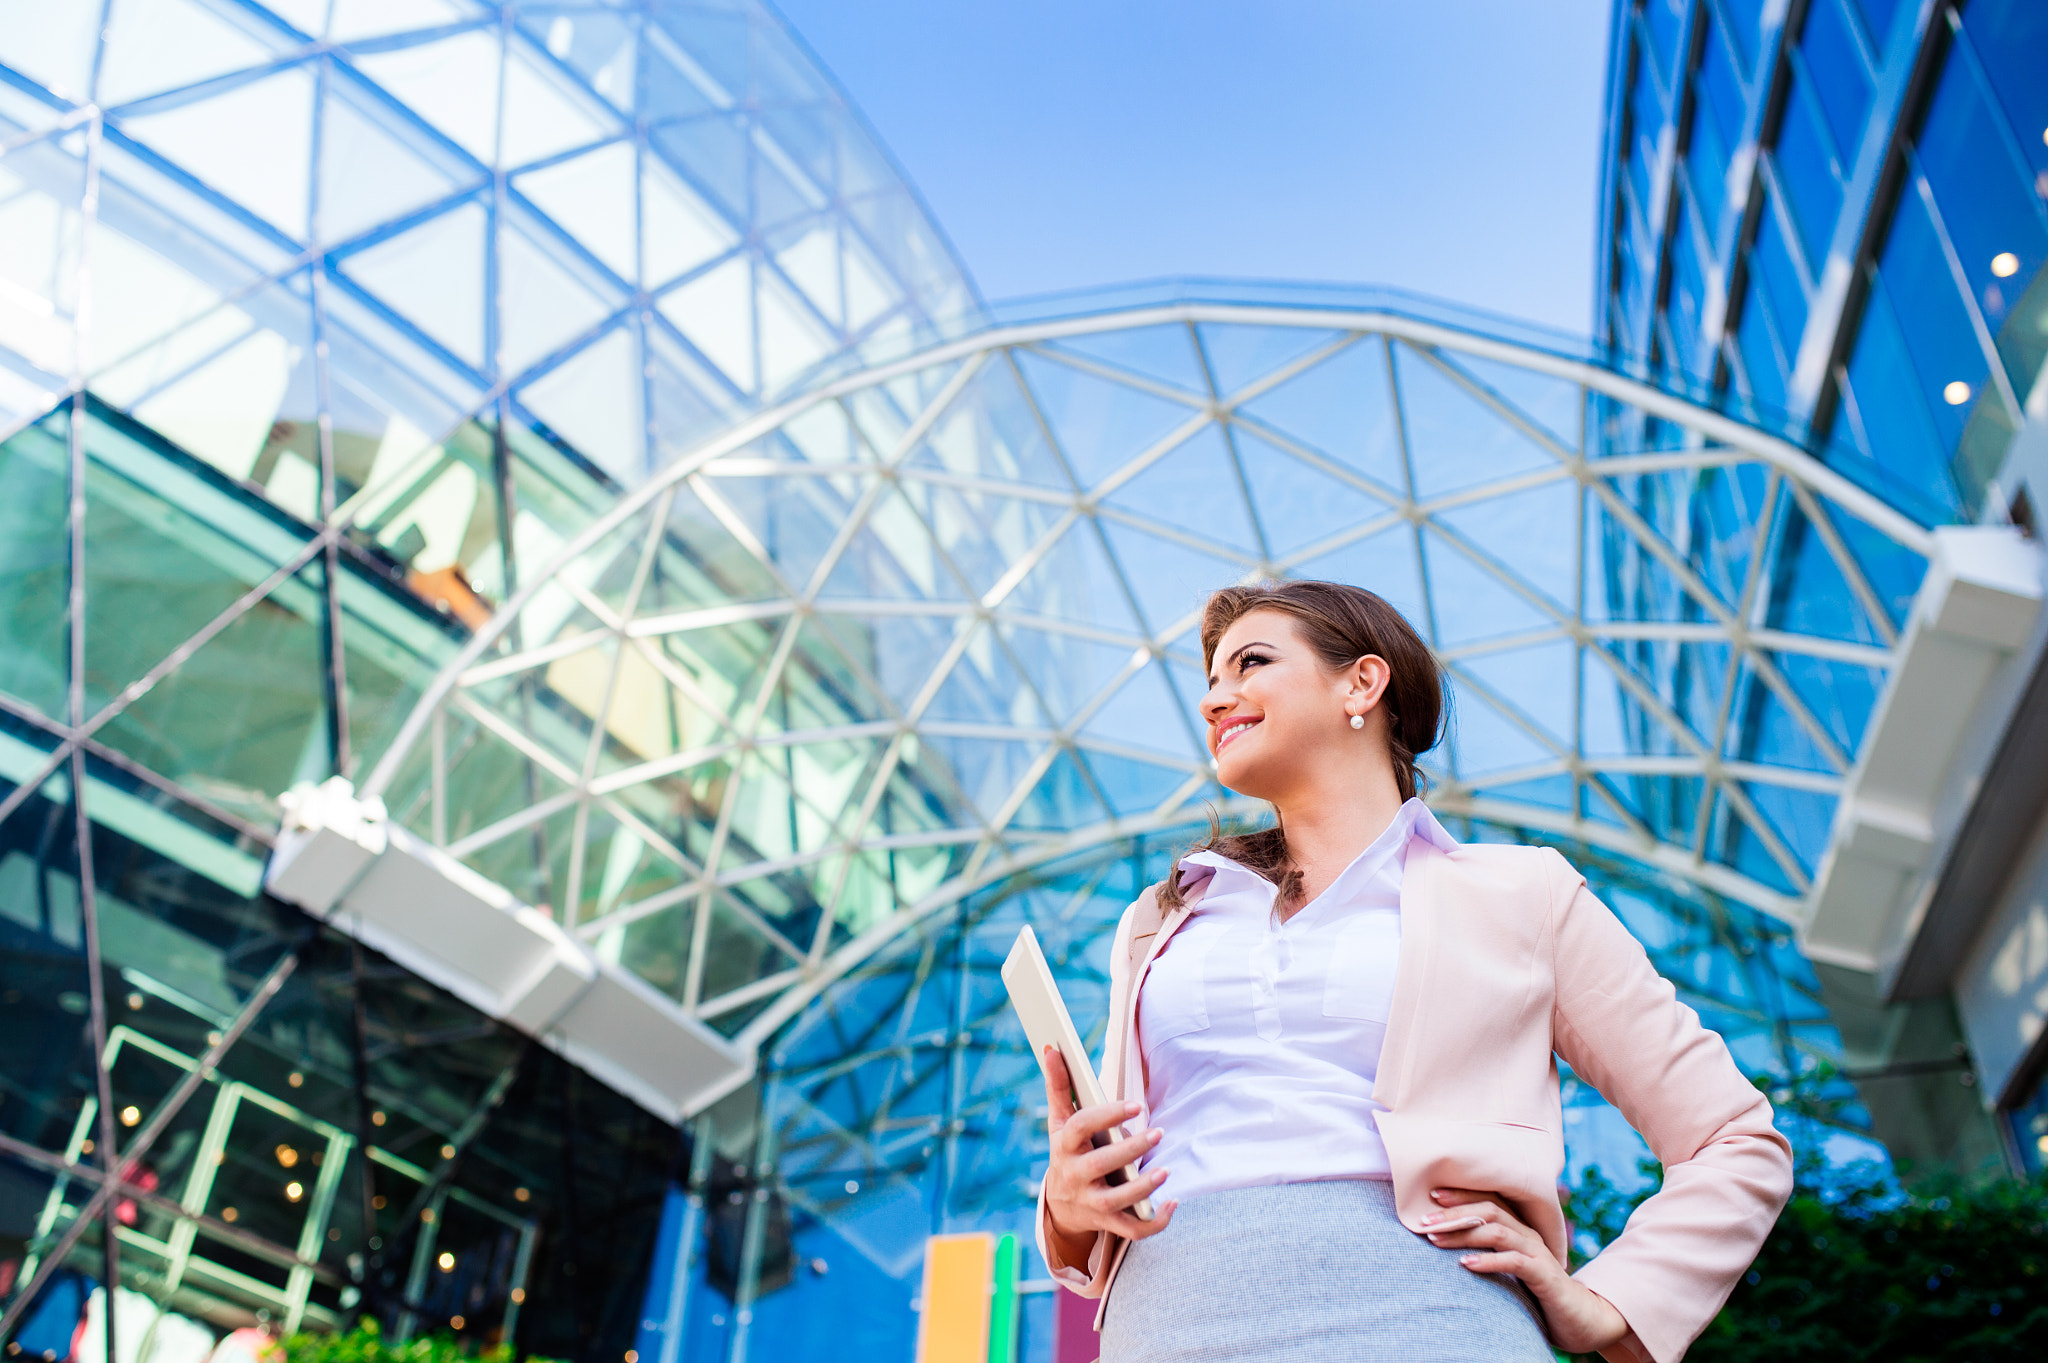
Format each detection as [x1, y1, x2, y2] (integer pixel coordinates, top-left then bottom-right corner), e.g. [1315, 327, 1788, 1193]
[1237, 650, 1272, 671]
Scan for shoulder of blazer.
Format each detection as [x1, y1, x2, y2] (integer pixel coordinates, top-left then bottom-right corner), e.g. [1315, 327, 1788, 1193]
[1124, 876, 1209, 975]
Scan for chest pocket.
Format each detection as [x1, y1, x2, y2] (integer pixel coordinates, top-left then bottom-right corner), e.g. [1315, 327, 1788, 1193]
[1139, 922, 1221, 1047]
[1321, 911, 1400, 1022]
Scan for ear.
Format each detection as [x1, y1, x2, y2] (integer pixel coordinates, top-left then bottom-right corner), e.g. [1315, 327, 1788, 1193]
[1346, 655, 1392, 713]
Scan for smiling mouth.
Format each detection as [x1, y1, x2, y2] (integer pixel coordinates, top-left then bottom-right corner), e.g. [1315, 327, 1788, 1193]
[1216, 717, 1260, 752]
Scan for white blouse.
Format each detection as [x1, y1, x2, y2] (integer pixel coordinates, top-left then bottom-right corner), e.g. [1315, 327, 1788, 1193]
[1135, 798, 1458, 1202]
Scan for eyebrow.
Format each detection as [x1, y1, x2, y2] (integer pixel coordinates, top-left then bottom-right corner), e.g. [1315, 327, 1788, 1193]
[1207, 641, 1277, 686]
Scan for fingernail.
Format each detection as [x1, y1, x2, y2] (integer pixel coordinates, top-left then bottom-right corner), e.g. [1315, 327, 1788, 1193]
[1431, 1189, 1446, 1201]
[1421, 1213, 1439, 1226]
[1148, 1128, 1164, 1142]
[1460, 1255, 1478, 1267]
[1126, 1102, 1141, 1115]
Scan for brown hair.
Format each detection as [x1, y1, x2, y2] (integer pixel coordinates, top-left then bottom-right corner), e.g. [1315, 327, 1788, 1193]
[1159, 579, 1445, 909]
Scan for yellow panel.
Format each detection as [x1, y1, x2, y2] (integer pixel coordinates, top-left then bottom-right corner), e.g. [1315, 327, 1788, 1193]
[915, 1232, 993, 1363]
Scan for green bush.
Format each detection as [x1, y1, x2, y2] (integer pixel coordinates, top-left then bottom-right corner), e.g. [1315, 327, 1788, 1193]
[1564, 1166, 2048, 1360]
[282, 1317, 563, 1363]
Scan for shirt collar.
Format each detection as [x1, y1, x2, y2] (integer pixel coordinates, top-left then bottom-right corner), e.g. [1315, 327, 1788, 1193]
[1176, 797, 1458, 896]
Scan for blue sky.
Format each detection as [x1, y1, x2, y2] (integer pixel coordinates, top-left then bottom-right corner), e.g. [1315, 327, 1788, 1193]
[773, 0, 1615, 337]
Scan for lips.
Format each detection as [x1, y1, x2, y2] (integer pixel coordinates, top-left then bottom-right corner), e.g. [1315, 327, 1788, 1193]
[1215, 716, 1260, 752]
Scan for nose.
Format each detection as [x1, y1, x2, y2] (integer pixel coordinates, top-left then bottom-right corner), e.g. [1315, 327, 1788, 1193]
[1199, 677, 1234, 725]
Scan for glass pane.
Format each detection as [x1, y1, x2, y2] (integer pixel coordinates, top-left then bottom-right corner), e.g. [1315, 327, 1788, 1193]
[1750, 197, 1811, 349]
[1956, 0, 2048, 181]
[1774, 78, 1845, 266]
[1798, 0, 1873, 165]
[1839, 268, 1965, 514]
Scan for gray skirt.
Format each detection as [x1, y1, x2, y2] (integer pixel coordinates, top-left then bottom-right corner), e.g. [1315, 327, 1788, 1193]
[1099, 1179, 1554, 1363]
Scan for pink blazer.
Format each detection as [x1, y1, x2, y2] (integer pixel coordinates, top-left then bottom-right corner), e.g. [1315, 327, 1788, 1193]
[1035, 839, 1793, 1363]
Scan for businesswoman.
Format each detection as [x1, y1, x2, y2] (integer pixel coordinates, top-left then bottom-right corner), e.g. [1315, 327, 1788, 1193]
[1034, 580, 1792, 1363]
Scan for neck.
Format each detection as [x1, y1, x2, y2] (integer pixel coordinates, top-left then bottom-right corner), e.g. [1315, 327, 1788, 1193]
[1271, 766, 1408, 906]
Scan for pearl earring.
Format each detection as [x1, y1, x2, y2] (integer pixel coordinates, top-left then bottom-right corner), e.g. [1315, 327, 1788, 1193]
[1349, 713, 1364, 730]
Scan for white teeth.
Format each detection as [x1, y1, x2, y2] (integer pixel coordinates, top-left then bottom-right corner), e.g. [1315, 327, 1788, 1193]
[1217, 719, 1257, 750]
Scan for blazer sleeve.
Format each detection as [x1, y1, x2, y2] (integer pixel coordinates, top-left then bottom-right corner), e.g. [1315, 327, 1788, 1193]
[1034, 899, 1136, 1297]
[1544, 849, 1793, 1363]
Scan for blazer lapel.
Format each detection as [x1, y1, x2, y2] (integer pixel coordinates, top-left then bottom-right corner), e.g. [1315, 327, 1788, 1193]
[1117, 882, 1205, 1106]
[1374, 837, 1443, 1113]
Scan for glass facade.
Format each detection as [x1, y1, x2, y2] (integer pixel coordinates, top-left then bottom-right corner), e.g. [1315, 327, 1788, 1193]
[1599, 0, 2048, 524]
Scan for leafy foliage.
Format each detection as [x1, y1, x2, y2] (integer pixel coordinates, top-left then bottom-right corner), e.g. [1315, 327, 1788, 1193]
[1563, 1165, 2048, 1360]
[282, 1318, 563, 1363]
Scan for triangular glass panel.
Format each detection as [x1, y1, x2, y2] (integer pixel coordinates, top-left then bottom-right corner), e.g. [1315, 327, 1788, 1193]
[1464, 773, 1576, 815]
[1432, 350, 1584, 454]
[772, 218, 842, 328]
[998, 518, 1146, 637]
[1003, 622, 1155, 732]
[1617, 771, 1706, 851]
[1428, 476, 1581, 613]
[352, 30, 503, 165]
[1075, 655, 1201, 763]
[1006, 750, 1110, 833]
[701, 464, 861, 597]
[1816, 498, 1925, 635]
[1102, 422, 1263, 560]
[123, 289, 313, 485]
[524, 7, 638, 112]
[501, 44, 617, 169]
[1393, 340, 1560, 500]
[775, 398, 868, 467]
[1763, 500, 1891, 647]
[895, 476, 1069, 603]
[339, 199, 487, 369]
[498, 214, 620, 378]
[1094, 520, 1249, 637]
[98, 0, 278, 108]
[1080, 750, 1195, 820]
[907, 359, 1073, 489]
[515, 323, 643, 483]
[835, 610, 967, 718]
[120, 64, 316, 240]
[513, 138, 638, 282]
[752, 141, 821, 235]
[636, 473, 790, 612]
[1012, 348, 1197, 490]
[1456, 639, 1579, 760]
[1034, 324, 1207, 397]
[1418, 525, 1558, 651]
[816, 485, 971, 604]
[1578, 655, 1636, 760]
[1195, 322, 1345, 401]
[923, 620, 1049, 729]
[645, 322, 737, 468]
[1739, 779, 1832, 881]
[1705, 788, 1801, 897]
[1290, 524, 1428, 628]
[758, 273, 835, 395]
[648, 113, 751, 225]
[1236, 429, 1393, 565]
[1739, 655, 1870, 770]
[922, 734, 1044, 825]
[318, 74, 467, 245]
[643, 157, 740, 289]
[1438, 670, 1557, 780]
[659, 253, 755, 392]
[2, 5, 100, 104]
[1236, 334, 1406, 491]
[1677, 463, 1775, 609]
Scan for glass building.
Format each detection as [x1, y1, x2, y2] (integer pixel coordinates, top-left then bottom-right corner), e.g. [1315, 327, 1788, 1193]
[4, 4, 2046, 1363]
[1599, 0, 2048, 1183]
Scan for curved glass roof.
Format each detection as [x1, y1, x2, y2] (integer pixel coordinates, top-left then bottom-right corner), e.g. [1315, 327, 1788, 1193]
[358, 295, 1934, 1051]
[0, 0, 976, 492]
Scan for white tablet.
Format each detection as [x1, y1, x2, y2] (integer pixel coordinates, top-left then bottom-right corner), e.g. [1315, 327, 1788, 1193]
[1002, 924, 1155, 1221]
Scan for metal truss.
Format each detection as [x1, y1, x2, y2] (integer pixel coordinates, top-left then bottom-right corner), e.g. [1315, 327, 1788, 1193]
[358, 298, 1932, 1063]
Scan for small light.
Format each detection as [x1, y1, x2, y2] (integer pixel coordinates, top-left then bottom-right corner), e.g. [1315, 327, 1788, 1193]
[421, 1208, 436, 1224]
[286, 1181, 304, 1202]
[288, 1072, 304, 1088]
[1944, 380, 1972, 405]
[373, 1195, 387, 1209]
[2041, 127, 2047, 147]
[844, 1179, 859, 1195]
[371, 1111, 386, 1127]
[119, 1106, 140, 1127]
[80, 1139, 93, 1155]
[437, 1251, 455, 1272]
[451, 1317, 466, 1331]
[440, 1144, 456, 1161]
[1992, 252, 2021, 278]
[514, 1187, 530, 1203]
[126, 993, 143, 1011]
[625, 1352, 637, 1362]
[276, 1144, 299, 1168]
[510, 1288, 526, 1305]
[222, 1207, 238, 1223]
[2037, 1133, 2048, 1155]
[329, 1229, 341, 1241]
[206, 1031, 222, 1046]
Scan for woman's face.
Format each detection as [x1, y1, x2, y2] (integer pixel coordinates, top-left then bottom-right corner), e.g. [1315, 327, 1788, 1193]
[1200, 609, 1378, 801]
